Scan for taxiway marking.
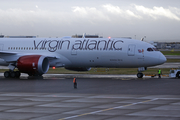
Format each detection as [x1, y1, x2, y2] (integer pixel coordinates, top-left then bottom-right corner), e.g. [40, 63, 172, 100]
[58, 98, 158, 120]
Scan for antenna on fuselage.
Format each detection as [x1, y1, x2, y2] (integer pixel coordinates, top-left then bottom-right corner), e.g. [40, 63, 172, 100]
[141, 36, 146, 41]
[82, 33, 86, 38]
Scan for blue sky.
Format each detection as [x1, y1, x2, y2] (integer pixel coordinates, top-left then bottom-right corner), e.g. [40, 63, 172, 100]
[0, 0, 180, 41]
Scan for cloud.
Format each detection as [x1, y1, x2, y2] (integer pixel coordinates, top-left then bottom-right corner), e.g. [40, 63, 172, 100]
[1, 4, 179, 27]
[102, 4, 122, 14]
[72, 4, 143, 22]
[102, 4, 142, 20]
[125, 10, 142, 19]
[0, 3, 180, 39]
[134, 5, 180, 21]
[169, 7, 180, 16]
[102, 4, 143, 21]
[72, 6, 88, 15]
[72, 6, 110, 22]
[72, 4, 180, 21]
[0, 8, 71, 26]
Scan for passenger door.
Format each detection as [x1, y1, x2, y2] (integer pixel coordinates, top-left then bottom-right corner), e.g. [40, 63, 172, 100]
[128, 44, 135, 56]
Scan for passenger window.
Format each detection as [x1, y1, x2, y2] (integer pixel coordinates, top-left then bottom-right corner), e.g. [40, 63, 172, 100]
[147, 48, 153, 51]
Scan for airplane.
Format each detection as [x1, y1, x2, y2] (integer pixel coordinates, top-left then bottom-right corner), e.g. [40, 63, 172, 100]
[0, 36, 166, 78]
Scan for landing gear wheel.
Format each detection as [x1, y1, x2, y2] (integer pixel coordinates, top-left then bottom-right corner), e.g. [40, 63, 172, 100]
[15, 71, 21, 78]
[4, 71, 21, 78]
[176, 72, 180, 78]
[10, 71, 16, 78]
[137, 73, 143, 78]
[4, 71, 10, 78]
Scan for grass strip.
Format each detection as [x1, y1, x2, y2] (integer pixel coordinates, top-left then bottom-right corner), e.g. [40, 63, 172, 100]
[0, 68, 174, 75]
[166, 59, 180, 62]
[161, 51, 180, 55]
[46, 68, 171, 75]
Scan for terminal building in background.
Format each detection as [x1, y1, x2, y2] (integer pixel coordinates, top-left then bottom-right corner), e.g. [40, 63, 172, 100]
[4, 36, 36, 38]
[72, 34, 101, 38]
[155, 42, 180, 49]
[0, 35, 4, 38]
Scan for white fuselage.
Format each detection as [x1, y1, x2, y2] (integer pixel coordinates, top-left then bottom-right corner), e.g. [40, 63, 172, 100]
[0, 37, 166, 68]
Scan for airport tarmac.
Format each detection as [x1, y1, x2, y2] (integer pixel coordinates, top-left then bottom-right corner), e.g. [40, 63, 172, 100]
[0, 62, 179, 70]
[0, 75, 179, 120]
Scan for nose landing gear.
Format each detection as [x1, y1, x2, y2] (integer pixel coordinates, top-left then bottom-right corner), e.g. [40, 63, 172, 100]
[137, 73, 143, 78]
[137, 67, 147, 78]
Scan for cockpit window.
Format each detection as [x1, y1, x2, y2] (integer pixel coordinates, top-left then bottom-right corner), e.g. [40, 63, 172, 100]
[147, 48, 153, 51]
[153, 48, 159, 51]
[147, 47, 159, 52]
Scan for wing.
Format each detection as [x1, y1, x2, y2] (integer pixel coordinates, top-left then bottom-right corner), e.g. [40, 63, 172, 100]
[0, 51, 19, 62]
[0, 51, 58, 63]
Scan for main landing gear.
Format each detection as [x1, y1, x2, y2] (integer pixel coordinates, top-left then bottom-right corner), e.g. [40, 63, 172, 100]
[4, 71, 21, 78]
[4, 63, 21, 78]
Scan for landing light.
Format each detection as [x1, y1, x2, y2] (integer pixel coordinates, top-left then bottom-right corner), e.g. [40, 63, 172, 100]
[108, 36, 111, 39]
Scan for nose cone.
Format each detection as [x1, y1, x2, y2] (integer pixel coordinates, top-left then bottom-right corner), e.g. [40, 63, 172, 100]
[159, 53, 167, 64]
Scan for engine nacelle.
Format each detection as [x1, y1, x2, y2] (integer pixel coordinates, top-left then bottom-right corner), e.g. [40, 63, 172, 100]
[17, 55, 49, 75]
[65, 67, 91, 71]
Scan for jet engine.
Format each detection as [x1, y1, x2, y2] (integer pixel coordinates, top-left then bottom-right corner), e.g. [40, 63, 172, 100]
[17, 55, 49, 76]
[65, 67, 91, 71]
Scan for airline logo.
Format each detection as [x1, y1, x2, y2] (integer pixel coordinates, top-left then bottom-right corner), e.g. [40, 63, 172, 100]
[34, 39, 124, 52]
[138, 49, 144, 53]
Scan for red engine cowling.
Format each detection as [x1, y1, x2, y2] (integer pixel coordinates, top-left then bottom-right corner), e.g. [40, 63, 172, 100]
[17, 55, 49, 76]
